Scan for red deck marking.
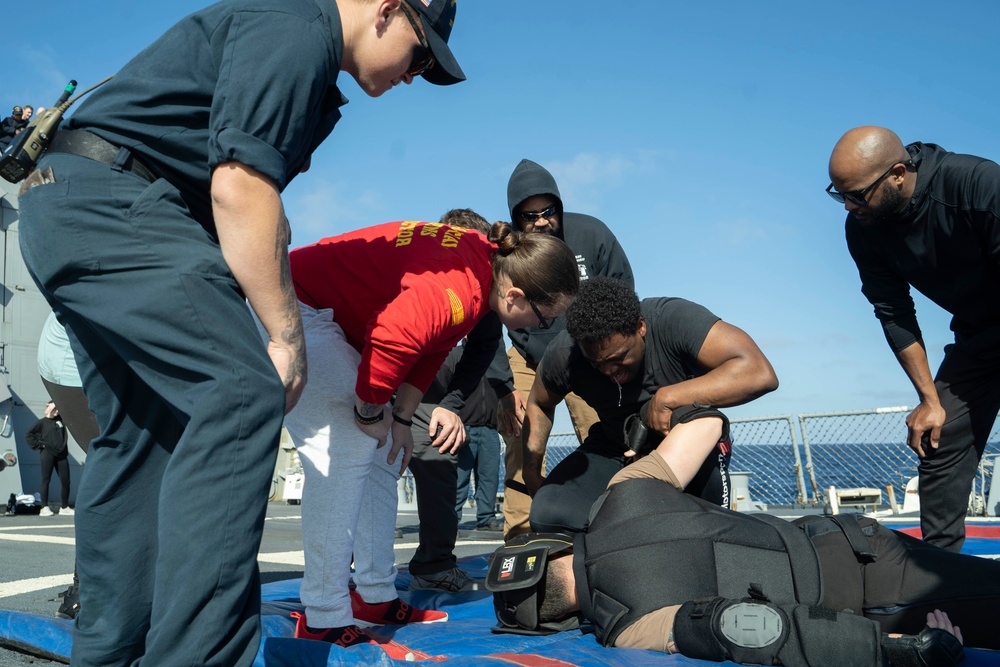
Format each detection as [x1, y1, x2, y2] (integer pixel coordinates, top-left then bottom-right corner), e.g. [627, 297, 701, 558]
[898, 525, 1000, 539]
[375, 639, 447, 661]
[487, 653, 581, 666]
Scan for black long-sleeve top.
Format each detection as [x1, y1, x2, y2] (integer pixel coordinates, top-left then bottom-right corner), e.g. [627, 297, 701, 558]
[845, 142, 1000, 357]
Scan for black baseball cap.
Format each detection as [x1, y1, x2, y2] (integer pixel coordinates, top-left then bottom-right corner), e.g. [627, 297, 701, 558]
[12, 106, 22, 115]
[404, 0, 465, 85]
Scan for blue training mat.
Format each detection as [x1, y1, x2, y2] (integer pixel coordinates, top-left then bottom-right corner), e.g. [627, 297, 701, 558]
[2, 555, 998, 666]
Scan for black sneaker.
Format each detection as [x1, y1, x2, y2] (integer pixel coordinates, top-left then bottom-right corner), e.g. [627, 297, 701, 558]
[55, 584, 79, 620]
[476, 519, 504, 532]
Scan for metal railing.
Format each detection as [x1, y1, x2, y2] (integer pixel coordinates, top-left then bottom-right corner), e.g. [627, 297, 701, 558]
[496, 407, 1000, 513]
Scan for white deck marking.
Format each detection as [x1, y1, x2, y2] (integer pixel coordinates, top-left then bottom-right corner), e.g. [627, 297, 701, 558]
[0, 533, 75, 545]
[0, 574, 74, 599]
[257, 551, 304, 566]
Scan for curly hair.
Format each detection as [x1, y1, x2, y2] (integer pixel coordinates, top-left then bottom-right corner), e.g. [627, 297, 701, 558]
[565, 277, 641, 344]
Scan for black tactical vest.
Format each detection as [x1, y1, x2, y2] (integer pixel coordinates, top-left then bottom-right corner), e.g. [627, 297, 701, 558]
[574, 478, 824, 646]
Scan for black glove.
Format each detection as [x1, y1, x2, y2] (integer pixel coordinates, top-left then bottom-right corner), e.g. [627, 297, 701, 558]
[881, 628, 964, 667]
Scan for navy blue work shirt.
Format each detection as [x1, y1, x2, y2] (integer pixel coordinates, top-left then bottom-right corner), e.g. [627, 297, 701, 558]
[66, 0, 348, 235]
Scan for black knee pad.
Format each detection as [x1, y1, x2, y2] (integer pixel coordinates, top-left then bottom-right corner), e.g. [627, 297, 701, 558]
[881, 627, 964, 667]
[674, 597, 882, 667]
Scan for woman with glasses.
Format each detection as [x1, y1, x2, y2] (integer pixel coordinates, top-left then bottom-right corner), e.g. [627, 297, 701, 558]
[258, 218, 579, 649]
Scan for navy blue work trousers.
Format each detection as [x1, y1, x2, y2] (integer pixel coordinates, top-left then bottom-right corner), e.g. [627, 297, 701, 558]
[455, 425, 501, 526]
[18, 152, 285, 667]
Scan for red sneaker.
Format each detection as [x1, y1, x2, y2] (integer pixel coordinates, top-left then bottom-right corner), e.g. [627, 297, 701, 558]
[349, 590, 448, 625]
[290, 611, 374, 648]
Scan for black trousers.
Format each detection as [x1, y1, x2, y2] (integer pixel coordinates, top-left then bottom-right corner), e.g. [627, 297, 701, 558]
[407, 422, 460, 575]
[39, 449, 70, 507]
[920, 339, 1000, 552]
[530, 432, 731, 533]
[803, 515, 1000, 649]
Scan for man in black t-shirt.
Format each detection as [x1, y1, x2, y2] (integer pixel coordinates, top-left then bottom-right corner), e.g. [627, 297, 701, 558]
[522, 277, 778, 533]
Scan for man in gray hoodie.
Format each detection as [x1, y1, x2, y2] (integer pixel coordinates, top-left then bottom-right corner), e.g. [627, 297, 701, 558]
[497, 159, 634, 538]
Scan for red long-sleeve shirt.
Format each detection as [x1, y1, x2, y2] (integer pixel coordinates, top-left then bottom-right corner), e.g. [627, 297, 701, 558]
[289, 221, 496, 404]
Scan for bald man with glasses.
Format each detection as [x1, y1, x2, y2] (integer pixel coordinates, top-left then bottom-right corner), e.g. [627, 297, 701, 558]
[828, 126, 1000, 553]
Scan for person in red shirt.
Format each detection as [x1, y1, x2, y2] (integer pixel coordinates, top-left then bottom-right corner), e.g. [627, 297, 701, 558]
[268, 218, 578, 649]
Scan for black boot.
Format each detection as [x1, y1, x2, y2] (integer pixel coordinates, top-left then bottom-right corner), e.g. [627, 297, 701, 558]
[55, 584, 80, 620]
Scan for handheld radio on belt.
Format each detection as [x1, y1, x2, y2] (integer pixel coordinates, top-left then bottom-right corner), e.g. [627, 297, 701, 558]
[0, 76, 112, 184]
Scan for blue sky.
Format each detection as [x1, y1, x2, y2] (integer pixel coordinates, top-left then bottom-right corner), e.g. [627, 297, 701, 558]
[6, 1, 1000, 426]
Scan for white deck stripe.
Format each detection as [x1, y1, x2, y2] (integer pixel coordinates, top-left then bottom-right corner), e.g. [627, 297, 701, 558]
[0, 533, 75, 545]
[256, 551, 304, 566]
[0, 574, 74, 599]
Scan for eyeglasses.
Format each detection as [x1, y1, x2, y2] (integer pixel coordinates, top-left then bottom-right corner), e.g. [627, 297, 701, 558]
[826, 160, 912, 206]
[399, 2, 436, 78]
[520, 204, 557, 223]
[529, 299, 554, 330]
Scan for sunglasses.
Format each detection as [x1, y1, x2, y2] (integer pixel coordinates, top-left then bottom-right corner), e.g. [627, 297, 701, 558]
[529, 299, 554, 330]
[520, 204, 557, 223]
[399, 2, 436, 78]
[826, 160, 912, 207]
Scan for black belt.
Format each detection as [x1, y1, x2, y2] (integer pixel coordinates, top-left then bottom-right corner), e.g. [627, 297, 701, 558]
[48, 129, 157, 183]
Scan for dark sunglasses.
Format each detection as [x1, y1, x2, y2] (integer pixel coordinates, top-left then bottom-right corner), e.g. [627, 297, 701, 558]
[399, 2, 435, 78]
[520, 204, 557, 223]
[529, 300, 554, 330]
[826, 160, 912, 206]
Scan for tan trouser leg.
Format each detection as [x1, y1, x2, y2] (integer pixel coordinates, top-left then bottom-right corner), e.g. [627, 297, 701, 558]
[501, 348, 538, 539]
[501, 347, 602, 539]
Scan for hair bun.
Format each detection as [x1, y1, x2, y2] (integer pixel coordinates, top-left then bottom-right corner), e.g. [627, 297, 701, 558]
[489, 221, 520, 256]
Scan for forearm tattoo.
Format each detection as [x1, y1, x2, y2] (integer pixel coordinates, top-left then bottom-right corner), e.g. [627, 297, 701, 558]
[356, 400, 383, 419]
[275, 224, 305, 382]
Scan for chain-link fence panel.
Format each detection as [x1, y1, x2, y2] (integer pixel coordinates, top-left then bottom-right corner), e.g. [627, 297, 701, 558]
[493, 409, 999, 515]
[728, 415, 804, 506]
[799, 407, 1000, 512]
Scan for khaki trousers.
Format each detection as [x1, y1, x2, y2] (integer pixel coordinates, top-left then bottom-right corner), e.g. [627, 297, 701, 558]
[501, 347, 599, 538]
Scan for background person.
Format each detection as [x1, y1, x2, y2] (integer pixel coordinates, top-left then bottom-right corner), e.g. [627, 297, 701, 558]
[15, 1, 467, 665]
[522, 277, 777, 533]
[454, 389, 502, 533]
[0, 105, 25, 146]
[25, 401, 70, 517]
[272, 219, 579, 646]
[829, 126, 1000, 553]
[37, 311, 100, 620]
[408, 340, 503, 592]
[407, 209, 505, 594]
[496, 158, 635, 539]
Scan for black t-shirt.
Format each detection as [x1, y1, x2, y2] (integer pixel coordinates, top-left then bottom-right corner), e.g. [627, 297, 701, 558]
[538, 297, 719, 447]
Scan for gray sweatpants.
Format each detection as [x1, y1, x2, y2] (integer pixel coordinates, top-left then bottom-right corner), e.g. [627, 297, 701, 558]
[256, 301, 400, 628]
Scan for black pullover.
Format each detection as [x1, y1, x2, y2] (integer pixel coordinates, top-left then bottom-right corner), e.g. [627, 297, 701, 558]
[846, 142, 1000, 358]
